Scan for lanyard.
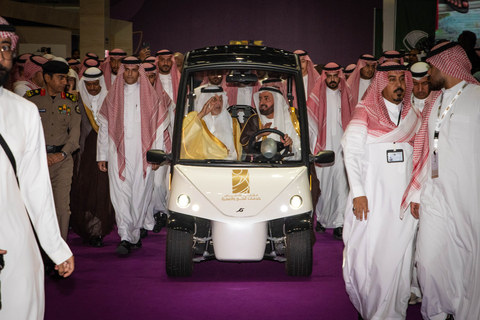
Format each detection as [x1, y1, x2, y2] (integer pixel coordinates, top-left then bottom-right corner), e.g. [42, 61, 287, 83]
[433, 82, 468, 153]
[397, 103, 403, 126]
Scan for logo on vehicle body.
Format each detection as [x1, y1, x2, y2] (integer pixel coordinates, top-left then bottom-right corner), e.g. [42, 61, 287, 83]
[232, 170, 250, 194]
[221, 170, 261, 202]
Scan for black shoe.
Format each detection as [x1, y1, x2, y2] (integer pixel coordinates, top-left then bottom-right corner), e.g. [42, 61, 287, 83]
[140, 228, 148, 239]
[116, 240, 131, 254]
[315, 222, 326, 233]
[358, 312, 364, 320]
[333, 227, 343, 240]
[160, 213, 168, 228]
[131, 239, 142, 249]
[89, 236, 104, 247]
[446, 315, 455, 320]
[153, 212, 162, 233]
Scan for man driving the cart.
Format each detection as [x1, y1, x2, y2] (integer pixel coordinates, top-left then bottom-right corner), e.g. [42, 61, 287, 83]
[240, 87, 301, 159]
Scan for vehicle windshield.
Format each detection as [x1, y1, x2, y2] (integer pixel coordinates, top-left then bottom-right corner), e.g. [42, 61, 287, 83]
[179, 68, 304, 164]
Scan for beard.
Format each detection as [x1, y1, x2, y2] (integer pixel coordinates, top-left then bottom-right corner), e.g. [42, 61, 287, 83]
[327, 81, 338, 90]
[0, 65, 11, 87]
[429, 78, 445, 91]
[393, 88, 405, 103]
[259, 104, 274, 116]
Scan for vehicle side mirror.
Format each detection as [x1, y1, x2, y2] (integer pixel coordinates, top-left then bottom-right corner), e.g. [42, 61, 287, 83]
[147, 150, 171, 164]
[310, 150, 335, 164]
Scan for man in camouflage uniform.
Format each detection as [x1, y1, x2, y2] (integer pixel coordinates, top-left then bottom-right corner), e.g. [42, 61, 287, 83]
[25, 61, 81, 241]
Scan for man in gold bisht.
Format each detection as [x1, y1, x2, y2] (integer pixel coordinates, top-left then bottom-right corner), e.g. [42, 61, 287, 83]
[182, 86, 242, 160]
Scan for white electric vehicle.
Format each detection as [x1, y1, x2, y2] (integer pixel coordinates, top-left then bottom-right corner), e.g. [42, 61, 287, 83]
[148, 46, 334, 277]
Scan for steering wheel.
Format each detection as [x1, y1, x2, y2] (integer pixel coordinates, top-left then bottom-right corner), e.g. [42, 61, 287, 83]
[247, 128, 287, 155]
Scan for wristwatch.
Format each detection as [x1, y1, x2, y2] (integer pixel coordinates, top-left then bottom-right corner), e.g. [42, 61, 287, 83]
[61, 151, 67, 158]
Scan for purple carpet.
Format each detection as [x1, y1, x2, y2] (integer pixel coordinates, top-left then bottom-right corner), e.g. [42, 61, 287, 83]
[45, 229, 423, 320]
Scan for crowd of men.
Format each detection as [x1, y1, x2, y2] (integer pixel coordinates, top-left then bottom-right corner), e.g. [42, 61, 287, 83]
[1, 15, 480, 320]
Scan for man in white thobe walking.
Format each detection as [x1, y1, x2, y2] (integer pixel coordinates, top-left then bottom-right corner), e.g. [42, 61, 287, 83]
[97, 56, 170, 254]
[403, 41, 480, 320]
[342, 62, 421, 320]
[0, 17, 74, 320]
[306, 62, 354, 239]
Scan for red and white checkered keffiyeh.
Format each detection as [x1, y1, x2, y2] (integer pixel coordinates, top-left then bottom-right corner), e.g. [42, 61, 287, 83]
[21, 55, 48, 90]
[379, 50, 404, 64]
[78, 58, 100, 79]
[347, 54, 377, 105]
[155, 49, 181, 103]
[0, 16, 19, 50]
[100, 48, 127, 90]
[346, 62, 419, 142]
[307, 62, 355, 153]
[294, 50, 321, 97]
[144, 62, 173, 151]
[99, 59, 170, 181]
[400, 42, 480, 215]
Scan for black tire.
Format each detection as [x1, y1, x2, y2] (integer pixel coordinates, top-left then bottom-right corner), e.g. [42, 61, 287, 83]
[285, 230, 313, 276]
[166, 228, 194, 277]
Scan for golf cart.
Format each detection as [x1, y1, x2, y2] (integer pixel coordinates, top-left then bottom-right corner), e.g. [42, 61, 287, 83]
[148, 46, 334, 277]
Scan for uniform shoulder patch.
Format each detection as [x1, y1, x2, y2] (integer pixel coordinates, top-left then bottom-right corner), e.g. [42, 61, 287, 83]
[75, 105, 81, 114]
[26, 89, 41, 98]
[65, 93, 78, 102]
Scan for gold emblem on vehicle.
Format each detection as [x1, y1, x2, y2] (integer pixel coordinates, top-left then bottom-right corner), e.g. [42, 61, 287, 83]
[232, 170, 250, 194]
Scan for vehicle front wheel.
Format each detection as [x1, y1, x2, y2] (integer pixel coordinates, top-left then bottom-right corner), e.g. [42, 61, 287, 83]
[166, 228, 194, 277]
[285, 230, 313, 276]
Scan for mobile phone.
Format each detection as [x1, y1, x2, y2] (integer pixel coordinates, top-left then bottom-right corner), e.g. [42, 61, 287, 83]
[142, 42, 150, 49]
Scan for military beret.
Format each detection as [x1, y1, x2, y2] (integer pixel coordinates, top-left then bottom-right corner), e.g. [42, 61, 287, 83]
[42, 61, 69, 75]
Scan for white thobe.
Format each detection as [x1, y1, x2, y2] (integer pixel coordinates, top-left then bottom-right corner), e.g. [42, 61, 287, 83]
[342, 99, 418, 320]
[160, 73, 176, 133]
[410, 92, 427, 301]
[159, 73, 173, 101]
[0, 86, 72, 320]
[417, 81, 480, 320]
[237, 85, 253, 105]
[13, 81, 31, 97]
[314, 88, 349, 228]
[111, 74, 117, 86]
[303, 74, 309, 98]
[358, 78, 372, 102]
[97, 83, 155, 243]
[412, 96, 426, 112]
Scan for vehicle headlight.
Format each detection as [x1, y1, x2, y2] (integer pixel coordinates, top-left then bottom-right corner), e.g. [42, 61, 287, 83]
[177, 194, 191, 208]
[290, 195, 303, 209]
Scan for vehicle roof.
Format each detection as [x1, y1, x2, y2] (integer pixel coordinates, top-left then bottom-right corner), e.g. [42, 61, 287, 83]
[185, 45, 298, 70]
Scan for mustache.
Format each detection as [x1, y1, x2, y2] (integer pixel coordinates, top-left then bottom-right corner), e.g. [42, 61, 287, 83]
[394, 88, 404, 94]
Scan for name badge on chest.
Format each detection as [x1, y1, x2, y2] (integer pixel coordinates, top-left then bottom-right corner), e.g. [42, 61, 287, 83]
[386, 149, 404, 163]
[38, 109, 46, 113]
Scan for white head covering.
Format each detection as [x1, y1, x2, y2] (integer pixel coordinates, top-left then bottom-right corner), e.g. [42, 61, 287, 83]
[409, 61, 430, 80]
[79, 67, 108, 121]
[253, 87, 301, 158]
[67, 68, 79, 90]
[43, 53, 56, 60]
[194, 86, 237, 160]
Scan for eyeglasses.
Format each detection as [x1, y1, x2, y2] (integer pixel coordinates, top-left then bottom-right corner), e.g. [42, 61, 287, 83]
[0, 45, 16, 60]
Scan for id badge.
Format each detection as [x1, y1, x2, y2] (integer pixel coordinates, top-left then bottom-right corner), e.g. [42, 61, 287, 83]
[386, 149, 404, 163]
[431, 152, 439, 178]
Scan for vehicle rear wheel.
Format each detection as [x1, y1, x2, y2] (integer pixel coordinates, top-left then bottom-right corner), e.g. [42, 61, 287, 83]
[285, 230, 313, 276]
[166, 228, 194, 277]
